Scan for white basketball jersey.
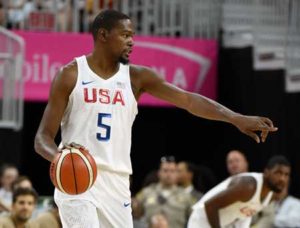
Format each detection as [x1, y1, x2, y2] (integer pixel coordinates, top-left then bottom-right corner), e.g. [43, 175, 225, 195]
[60, 55, 138, 174]
[193, 173, 273, 227]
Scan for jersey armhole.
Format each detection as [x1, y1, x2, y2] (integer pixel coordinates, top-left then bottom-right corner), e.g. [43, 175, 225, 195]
[126, 65, 138, 112]
[63, 57, 81, 115]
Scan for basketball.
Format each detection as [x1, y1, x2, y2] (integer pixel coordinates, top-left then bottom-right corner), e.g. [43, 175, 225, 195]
[49, 146, 97, 195]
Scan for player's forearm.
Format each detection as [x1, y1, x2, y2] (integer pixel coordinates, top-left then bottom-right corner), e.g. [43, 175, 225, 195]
[187, 93, 240, 125]
[34, 133, 58, 162]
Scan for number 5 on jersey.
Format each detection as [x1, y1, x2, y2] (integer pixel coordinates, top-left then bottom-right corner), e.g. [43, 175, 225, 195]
[97, 113, 111, 141]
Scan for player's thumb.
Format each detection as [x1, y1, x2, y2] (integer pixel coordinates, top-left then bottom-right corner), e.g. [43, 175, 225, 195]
[246, 131, 260, 143]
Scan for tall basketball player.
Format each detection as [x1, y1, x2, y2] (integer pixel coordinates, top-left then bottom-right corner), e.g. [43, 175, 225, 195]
[187, 156, 290, 228]
[34, 10, 278, 228]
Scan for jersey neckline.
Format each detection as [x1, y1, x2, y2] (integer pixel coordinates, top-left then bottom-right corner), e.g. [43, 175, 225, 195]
[83, 55, 122, 82]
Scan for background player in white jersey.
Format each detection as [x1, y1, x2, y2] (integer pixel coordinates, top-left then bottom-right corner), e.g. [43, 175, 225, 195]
[34, 9, 278, 228]
[187, 155, 290, 228]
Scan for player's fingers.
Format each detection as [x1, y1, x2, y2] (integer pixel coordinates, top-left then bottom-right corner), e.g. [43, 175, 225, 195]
[70, 142, 85, 149]
[62, 143, 72, 149]
[70, 142, 77, 147]
[261, 117, 274, 127]
[246, 131, 260, 143]
[259, 117, 278, 131]
[255, 124, 278, 132]
[261, 130, 269, 143]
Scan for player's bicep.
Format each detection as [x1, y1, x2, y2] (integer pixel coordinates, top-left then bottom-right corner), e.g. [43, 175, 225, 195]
[205, 177, 256, 210]
[136, 66, 189, 108]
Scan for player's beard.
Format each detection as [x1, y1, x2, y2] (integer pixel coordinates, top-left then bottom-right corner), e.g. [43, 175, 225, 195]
[119, 56, 129, 65]
[266, 179, 282, 193]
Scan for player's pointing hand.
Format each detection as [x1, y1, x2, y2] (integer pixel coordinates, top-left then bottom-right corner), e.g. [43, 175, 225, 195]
[232, 115, 278, 143]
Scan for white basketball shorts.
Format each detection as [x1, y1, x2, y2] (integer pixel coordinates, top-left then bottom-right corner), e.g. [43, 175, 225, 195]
[54, 169, 133, 228]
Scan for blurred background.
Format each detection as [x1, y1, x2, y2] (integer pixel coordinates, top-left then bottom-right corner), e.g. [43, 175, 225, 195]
[0, 0, 299, 206]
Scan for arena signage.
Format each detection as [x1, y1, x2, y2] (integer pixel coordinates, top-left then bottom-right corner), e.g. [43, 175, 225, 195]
[16, 31, 217, 106]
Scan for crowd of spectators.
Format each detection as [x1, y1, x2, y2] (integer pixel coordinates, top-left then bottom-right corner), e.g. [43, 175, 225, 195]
[0, 0, 109, 32]
[1, 149, 299, 228]
[0, 163, 62, 228]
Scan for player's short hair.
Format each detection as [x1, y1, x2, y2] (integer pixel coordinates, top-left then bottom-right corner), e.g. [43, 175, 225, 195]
[92, 9, 130, 41]
[265, 155, 290, 169]
[12, 187, 38, 204]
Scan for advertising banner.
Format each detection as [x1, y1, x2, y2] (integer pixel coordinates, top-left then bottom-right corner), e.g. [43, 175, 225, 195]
[16, 31, 218, 106]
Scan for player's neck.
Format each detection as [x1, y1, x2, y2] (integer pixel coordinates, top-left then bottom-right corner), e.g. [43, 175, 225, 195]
[89, 52, 120, 78]
[261, 180, 272, 202]
[90, 51, 119, 72]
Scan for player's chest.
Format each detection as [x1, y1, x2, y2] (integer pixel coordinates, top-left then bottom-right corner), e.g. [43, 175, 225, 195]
[77, 80, 130, 107]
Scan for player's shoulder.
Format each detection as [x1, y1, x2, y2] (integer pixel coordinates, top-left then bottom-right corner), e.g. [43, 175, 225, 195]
[129, 64, 162, 89]
[59, 60, 78, 77]
[129, 64, 155, 76]
[230, 173, 257, 191]
[53, 60, 78, 85]
[50, 60, 78, 93]
[225, 174, 258, 201]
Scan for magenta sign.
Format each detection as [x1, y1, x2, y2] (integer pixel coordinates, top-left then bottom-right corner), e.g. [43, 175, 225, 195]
[16, 31, 217, 106]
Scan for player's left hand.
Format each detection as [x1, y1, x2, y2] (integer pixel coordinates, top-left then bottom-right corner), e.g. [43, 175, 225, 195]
[63, 142, 86, 150]
[232, 115, 278, 143]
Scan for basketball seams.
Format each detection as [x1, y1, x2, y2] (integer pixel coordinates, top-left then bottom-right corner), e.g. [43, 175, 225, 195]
[70, 148, 79, 194]
[56, 149, 68, 194]
[71, 149, 94, 189]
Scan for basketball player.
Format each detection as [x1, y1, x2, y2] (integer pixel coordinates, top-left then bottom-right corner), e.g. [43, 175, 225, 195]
[34, 10, 278, 228]
[187, 156, 290, 228]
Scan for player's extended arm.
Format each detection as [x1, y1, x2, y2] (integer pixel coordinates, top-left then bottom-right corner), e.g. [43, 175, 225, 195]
[34, 63, 77, 162]
[204, 176, 256, 228]
[131, 66, 277, 143]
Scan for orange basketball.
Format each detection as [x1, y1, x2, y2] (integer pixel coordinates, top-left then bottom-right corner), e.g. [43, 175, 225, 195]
[49, 147, 97, 195]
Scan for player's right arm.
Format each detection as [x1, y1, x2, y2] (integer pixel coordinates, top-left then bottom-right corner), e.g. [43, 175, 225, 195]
[130, 65, 277, 144]
[34, 62, 77, 162]
[204, 176, 256, 228]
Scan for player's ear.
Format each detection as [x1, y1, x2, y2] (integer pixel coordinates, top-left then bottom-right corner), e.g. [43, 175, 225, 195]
[98, 28, 108, 42]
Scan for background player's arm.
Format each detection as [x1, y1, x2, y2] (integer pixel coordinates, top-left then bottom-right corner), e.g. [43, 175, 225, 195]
[34, 62, 77, 162]
[130, 65, 277, 143]
[204, 176, 256, 228]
